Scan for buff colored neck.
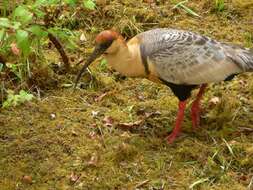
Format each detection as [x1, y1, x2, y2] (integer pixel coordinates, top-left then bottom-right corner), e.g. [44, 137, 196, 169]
[105, 38, 146, 77]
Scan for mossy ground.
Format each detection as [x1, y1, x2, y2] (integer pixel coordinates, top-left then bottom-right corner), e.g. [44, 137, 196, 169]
[1, 0, 253, 189]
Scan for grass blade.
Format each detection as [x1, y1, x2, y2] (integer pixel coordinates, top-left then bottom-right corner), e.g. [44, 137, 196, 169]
[189, 178, 209, 189]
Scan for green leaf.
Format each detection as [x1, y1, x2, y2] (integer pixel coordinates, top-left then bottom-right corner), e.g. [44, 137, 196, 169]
[19, 90, 34, 101]
[0, 63, 3, 72]
[6, 63, 21, 79]
[180, 4, 200, 17]
[16, 30, 30, 57]
[2, 101, 10, 108]
[100, 58, 107, 67]
[33, 9, 46, 18]
[34, 0, 48, 6]
[84, 0, 96, 10]
[215, 0, 225, 12]
[12, 21, 22, 30]
[0, 29, 5, 41]
[0, 18, 21, 29]
[28, 25, 48, 38]
[2, 90, 33, 108]
[34, 0, 60, 6]
[0, 18, 12, 28]
[65, 0, 77, 6]
[173, 0, 200, 18]
[13, 6, 33, 24]
[222, 138, 235, 157]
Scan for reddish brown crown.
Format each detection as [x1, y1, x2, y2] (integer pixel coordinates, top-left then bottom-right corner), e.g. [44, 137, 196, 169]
[95, 30, 120, 44]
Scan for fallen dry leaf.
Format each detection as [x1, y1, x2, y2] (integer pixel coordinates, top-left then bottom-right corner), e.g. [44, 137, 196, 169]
[69, 172, 81, 184]
[71, 129, 78, 136]
[88, 131, 97, 139]
[238, 80, 247, 86]
[137, 109, 161, 117]
[95, 92, 108, 102]
[143, 0, 154, 3]
[103, 116, 114, 127]
[208, 97, 220, 108]
[96, 0, 107, 6]
[22, 175, 32, 184]
[79, 33, 87, 42]
[145, 111, 161, 118]
[91, 110, 99, 117]
[118, 120, 143, 129]
[135, 179, 150, 188]
[90, 123, 97, 128]
[120, 131, 131, 138]
[87, 153, 98, 166]
[137, 94, 145, 101]
[10, 43, 20, 56]
[117, 110, 161, 129]
[50, 113, 56, 120]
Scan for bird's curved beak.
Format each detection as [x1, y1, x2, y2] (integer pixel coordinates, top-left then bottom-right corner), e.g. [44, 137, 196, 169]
[74, 44, 106, 89]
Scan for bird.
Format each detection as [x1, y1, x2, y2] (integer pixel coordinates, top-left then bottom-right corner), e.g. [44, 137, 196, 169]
[75, 28, 253, 143]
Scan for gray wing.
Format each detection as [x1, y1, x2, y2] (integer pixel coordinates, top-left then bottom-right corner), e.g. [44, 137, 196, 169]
[138, 28, 251, 85]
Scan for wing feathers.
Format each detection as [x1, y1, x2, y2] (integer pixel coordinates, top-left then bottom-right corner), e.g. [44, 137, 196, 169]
[138, 28, 245, 85]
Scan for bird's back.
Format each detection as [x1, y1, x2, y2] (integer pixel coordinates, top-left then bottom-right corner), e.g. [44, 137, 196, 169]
[137, 28, 253, 85]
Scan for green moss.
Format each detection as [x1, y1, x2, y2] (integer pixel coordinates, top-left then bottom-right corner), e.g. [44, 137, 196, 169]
[1, 0, 253, 189]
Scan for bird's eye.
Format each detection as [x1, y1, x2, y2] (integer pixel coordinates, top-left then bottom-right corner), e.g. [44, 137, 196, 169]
[104, 52, 108, 55]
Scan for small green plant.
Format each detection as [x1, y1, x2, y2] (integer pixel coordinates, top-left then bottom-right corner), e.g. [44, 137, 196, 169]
[172, 0, 200, 17]
[99, 58, 108, 72]
[83, 0, 96, 10]
[5, 62, 22, 80]
[2, 89, 34, 108]
[215, 0, 225, 12]
[0, 0, 96, 82]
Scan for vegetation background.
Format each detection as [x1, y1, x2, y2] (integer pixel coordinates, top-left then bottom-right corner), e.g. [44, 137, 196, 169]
[0, 0, 253, 189]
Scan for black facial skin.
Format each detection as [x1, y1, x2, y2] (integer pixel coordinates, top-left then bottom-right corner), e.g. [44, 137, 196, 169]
[74, 40, 114, 89]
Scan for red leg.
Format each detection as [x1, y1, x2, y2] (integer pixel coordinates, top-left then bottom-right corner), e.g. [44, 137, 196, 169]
[167, 100, 187, 144]
[191, 84, 207, 129]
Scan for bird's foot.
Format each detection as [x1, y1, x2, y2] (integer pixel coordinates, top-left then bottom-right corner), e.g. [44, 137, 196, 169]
[167, 131, 180, 144]
[191, 101, 201, 129]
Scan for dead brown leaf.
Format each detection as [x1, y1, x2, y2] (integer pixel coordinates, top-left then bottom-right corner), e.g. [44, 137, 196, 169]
[118, 120, 143, 129]
[95, 92, 108, 102]
[208, 97, 220, 108]
[69, 172, 81, 184]
[103, 116, 114, 127]
[87, 153, 99, 166]
[96, 0, 107, 6]
[10, 43, 20, 56]
[137, 94, 145, 101]
[145, 111, 161, 118]
[143, 0, 154, 3]
[88, 131, 97, 139]
[117, 110, 161, 129]
[79, 33, 87, 42]
[22, 175, 32, 184]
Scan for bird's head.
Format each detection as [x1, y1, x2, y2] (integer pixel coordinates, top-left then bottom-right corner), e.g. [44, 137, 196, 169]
[74, 30, 123, 88]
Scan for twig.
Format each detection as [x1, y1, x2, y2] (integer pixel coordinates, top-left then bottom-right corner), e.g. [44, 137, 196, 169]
[135, 180, 150, 188]
[48, 33, 70, 71]
[75, 58, 85, 66]
[248, 176, 253, 190]
[44, 6, 70, 72]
